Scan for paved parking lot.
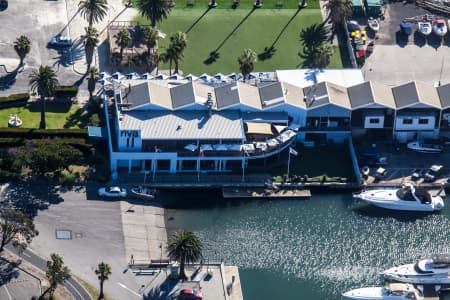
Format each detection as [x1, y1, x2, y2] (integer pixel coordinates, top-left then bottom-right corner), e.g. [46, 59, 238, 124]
[0, 0, 82, 95]
[0, 259, 41, 300]
[363, 2, 450, 85]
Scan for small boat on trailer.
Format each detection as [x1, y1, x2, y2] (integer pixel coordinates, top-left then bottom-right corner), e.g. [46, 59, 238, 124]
[368, 17, 380, 32]
[131, 186, 157, 200]
[432, 17, 447, 37]
[418, 21, 432, 36]
[406, 140, 443, 153]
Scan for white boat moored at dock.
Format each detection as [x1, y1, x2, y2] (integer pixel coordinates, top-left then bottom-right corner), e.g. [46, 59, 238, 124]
[383, 254, 450, 284]
[407, 141, 443, 153]
[342, 283, 421, 300]
[353, 184, 444, 212]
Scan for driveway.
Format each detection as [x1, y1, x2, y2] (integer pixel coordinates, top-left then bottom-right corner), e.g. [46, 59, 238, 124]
[363, 2, 450, 85]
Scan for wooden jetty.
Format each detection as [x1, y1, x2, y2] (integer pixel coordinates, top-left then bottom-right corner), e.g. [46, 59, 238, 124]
[222, 187, 311, 199]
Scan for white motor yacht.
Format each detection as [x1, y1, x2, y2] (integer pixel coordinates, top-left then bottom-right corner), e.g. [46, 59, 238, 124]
[407, 141, 442, 153]
[383, 254, 450, 284]
[353, 184, 444, 212]
[343, 283, 421, 300]
[432, 18, 447, 36]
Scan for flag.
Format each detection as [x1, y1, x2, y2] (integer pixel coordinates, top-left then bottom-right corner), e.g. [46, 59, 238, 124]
[289, 147, 298, 156]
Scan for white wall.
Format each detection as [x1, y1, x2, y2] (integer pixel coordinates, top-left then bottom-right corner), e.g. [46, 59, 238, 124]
[395, 115, 435, 130]
[364, 115, 384, 129]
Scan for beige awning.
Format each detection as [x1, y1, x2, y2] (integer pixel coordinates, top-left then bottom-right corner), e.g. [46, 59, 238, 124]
[245, 122, 273, 135]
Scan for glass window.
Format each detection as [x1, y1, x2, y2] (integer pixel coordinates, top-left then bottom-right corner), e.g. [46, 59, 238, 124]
[418, 118, 429, 124]
[402, 118, 413, 124]
[369, 118, 380, 124]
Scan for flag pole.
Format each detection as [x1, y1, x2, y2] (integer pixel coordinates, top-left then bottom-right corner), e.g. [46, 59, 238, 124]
[287, 149, 291, 179]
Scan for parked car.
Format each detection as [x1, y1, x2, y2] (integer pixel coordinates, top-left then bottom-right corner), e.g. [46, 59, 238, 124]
[424, 165, 444, 182]
[49, 35, 72, 47]
[411, 168, 425, 181]
[177, 289, 203, 300]
[97, 186, 127, 198]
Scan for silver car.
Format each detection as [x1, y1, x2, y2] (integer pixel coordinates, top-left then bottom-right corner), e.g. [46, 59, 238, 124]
[97, 186, 127, 198]
[49, 35, 72, 47]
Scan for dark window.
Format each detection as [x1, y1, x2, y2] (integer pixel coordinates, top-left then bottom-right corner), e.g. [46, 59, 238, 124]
[131, 138, 135, 147]
[126, 138, 130, 147]
[369, 118, 380, 124]
[418, 118, 429, 124]
[402, 118, 413, 125]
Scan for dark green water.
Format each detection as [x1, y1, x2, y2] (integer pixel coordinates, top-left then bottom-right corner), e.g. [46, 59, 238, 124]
[164, 192, 450, 300]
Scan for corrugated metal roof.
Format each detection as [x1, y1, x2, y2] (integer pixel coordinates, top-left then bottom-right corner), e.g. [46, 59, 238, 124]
[215, 82, 240, 109]
[259, 82, 285, 108]
[437, 83, 450, 108]
[327, 82, 351, 108]
[120, 110, 244, 140]
[238, 82, 261, 109]
[123, 82, 151, 109]
[170, 81, 196, 109]
[282, 82, 306, 108]
[348, 81, 374, 108]
[416, 81, 441, 108]
[392, 82, 419, 109]
[371, 81, 396, 108]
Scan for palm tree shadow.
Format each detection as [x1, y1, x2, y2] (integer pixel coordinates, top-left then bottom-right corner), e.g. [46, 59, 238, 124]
[58, 8, 81, 36]
[143, 277, 178, 300]
[257, 46, 276, 61]
[185, 8, 211, 34]
[270, 7, 301, 48]
[213, 8, 256, 52]
[203, 50, 220, 65]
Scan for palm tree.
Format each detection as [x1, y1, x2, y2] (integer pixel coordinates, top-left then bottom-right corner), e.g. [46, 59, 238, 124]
[13, 35, 31, 67]
[324, 0, 352, 28]
[78, 0, 108, 27]
[237, 48, 257, 82]
[161, 44, 177, 75]
[141, 27, 159, 57]
[167, 231, 202, 280]
[95, 262, 111, 300]
[83, 26, 99, 72]
[115, 28, 131, 59]
[29, 65, 59, 129]
[111, 52, 122, 70]
[299, 24, 327, 54]
[88, 66, 99, 100]
[169, 32, 186, 74]
[313, 43, 334, 69]
[137, 0, 172, 28]
[46, 253, 71, 299]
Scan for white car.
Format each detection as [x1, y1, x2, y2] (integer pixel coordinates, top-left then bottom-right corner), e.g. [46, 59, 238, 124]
[49, 35, 72, 47]
[98, 186, 127, 198]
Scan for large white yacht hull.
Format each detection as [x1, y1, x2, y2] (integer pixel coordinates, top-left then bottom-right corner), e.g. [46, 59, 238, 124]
[353, 188, 444, 212]
[343, 286, 417, 300]
[384, 264, 450, 284]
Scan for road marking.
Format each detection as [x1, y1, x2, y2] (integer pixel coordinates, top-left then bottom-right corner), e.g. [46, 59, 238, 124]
[22, 253, 31, 258]
[26, 247, 37, 255]
[117, 282, 141, 298]
[3, 285, 12, 300]
[66, 280, 85, 300]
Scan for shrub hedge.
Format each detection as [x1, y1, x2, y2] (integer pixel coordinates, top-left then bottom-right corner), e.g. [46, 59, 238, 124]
[0, 93, 30, 108]
[54, 85, 79, 98]
[0, 128, 87, 138]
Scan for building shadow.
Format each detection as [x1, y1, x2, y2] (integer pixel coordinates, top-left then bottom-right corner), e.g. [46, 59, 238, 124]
[185, 8, 211, 34]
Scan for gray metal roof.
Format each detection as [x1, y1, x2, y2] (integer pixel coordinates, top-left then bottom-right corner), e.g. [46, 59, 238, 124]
[392, 82, 420, 109]
[170, 81, 196, 109]
[303, 82, 329, 108]
[347, 81, 374, 108]
[123, 82, 151, 109]
[241, 111, 289, 123]
[120, 110, 244, 140]
[215, 82, 240, 109]
[259, 82, 285, 108]
[437, 83, 450, 108]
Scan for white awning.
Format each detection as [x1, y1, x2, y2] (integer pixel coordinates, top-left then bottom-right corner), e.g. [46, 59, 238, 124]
[184, 144, 198, 152]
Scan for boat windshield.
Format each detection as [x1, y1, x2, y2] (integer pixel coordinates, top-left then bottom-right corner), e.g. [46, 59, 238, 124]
[396, 187, 415, 201]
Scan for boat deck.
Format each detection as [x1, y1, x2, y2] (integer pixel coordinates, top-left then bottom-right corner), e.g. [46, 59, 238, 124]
[222, 187, 311, 199]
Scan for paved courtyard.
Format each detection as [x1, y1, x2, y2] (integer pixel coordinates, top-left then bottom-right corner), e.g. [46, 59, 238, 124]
[363, 2, 450, 85]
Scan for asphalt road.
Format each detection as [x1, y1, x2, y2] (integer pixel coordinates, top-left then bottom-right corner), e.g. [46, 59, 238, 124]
[6, 245, 91, 300]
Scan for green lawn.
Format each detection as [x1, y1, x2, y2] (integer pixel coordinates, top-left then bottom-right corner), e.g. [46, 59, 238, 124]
[133, 3, 343, 74]
[0, 103, 86, 129]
